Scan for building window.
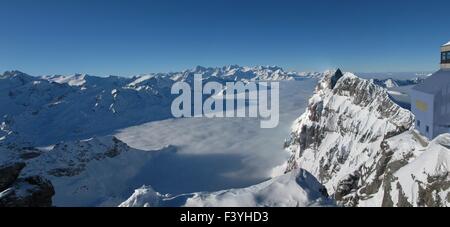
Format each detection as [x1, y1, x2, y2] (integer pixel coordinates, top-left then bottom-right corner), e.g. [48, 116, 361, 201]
[417, 120, 421, 127]
[442, 51, 450, 64]
[426, 125, 430, 133]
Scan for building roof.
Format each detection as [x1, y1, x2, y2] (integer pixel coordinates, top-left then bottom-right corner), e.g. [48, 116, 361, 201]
[444, 41, 450, 47]
[413, 69, 450, 94]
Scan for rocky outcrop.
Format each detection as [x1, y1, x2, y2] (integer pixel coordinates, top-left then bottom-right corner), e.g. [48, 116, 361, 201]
[284, 70, 449, 207]
[0, 162, 25, 191]
[0, 163, 54, 207]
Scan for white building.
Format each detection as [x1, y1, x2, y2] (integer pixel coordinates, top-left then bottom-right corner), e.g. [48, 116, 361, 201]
[411, 41, 450, 139]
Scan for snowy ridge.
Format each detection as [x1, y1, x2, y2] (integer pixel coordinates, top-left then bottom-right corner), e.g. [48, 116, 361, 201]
[284, 69, 449, 207]
[369, 77, 425, 88]
[162, 65, 316, 82]
[43, 74, 87, 87]
[119, 169, 334, 207]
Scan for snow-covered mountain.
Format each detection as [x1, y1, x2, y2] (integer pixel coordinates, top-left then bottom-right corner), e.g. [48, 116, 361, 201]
[119, 168, 334, 207]
[0, 135, 176, 206]
[0, 71, 174, 146]
[284, 69, 449, 207]
[0, 66, 320, 146]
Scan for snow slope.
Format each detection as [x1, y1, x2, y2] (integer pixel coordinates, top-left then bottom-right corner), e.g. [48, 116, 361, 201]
[119, 169, 334, 207]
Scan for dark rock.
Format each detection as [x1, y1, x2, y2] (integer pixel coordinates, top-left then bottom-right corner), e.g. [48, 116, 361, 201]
[0, 176, 55, 207]
[395, 183, 413, 207]
[0, 162, 55, 207]
[335, 172, 360, 202]
[0, 162, 26, 191]
[20, 152, 41, 160]
[48, 167, 83, 177]
[329, 69, 343, 89]
[417, 173, 450, 207]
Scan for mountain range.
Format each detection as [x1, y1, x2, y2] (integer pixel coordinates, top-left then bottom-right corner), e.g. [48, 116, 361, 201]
[0, 66, 319, 146]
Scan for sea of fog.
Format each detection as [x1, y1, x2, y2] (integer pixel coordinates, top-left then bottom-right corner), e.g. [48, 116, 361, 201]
[115, 79, 317, 195]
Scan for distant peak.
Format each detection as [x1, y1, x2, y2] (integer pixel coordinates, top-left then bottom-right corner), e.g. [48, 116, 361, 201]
[44, 74, 87, 87]
[189, 65, 288, 73]
[0, 71, 34, 82]
[1, 70, 28, 77]
[193, 65, 207, 72]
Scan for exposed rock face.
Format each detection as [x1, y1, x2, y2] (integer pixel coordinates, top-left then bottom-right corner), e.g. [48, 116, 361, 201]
[284, 70, 449, 207]
[0, 163, 54, 207]
[0, 162, 25, 191]
[0, 176, 55, 207]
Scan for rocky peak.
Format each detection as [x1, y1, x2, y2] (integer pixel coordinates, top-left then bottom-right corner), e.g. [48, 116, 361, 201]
[329, 68, 343, 89]
[0, 70, 34, 85]
[286, 70, 414, 162]
[283, 70, 441, 206]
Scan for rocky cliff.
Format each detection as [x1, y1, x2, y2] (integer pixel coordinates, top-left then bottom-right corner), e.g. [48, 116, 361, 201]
[284, 70, 449, 207]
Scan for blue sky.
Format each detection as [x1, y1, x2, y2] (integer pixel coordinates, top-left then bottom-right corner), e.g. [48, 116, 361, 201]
[1, 0, 449, 76]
